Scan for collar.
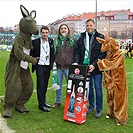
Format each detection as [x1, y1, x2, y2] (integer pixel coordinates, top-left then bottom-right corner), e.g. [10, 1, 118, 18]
[41, 38, 48, 43]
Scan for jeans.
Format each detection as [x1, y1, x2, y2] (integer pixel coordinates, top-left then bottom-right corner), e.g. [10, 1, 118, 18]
[56, 69, 69, 103]
[88, 74, 103, 111]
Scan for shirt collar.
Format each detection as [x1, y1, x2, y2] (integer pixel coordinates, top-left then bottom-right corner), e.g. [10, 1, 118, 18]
[41, 38, 48, 43]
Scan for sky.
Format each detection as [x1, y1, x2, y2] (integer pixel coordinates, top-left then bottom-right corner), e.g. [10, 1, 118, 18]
[0, 0, 133, 27]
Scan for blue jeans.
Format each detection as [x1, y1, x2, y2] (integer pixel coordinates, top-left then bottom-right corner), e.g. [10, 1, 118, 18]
[56, 69, 69, 103]
[88, 74, 103, 111]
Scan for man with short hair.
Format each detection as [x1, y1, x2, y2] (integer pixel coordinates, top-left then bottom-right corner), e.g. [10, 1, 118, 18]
[31, 26, 54, 112]
[73, 19, 106, 118]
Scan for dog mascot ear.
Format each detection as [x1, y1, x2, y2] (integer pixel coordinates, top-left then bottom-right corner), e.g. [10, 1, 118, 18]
[3, 5, 39, 118]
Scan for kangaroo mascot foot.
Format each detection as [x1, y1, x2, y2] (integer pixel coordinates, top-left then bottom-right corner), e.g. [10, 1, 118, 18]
[3, 107, 13, 118]
[15, 105, 29, 113]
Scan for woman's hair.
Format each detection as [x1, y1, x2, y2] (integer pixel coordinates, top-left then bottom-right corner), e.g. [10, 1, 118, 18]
[57, 24, 71, 37]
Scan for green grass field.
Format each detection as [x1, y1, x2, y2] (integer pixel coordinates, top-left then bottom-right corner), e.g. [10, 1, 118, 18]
[0, 51, 133, 133]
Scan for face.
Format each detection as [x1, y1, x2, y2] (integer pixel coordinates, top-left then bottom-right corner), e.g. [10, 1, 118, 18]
[41, 29, 49, 40]
[86, 21, 95, 33]
[101, 42, 110, 52]
[60, 25, 69, 37]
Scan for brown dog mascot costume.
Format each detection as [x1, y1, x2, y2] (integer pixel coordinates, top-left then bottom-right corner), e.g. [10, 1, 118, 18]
[3, 5, 39, 118]
[97, 34, 128, 126]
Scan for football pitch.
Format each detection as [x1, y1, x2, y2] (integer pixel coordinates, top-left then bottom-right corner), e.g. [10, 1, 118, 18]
[0, 51, 133, 133]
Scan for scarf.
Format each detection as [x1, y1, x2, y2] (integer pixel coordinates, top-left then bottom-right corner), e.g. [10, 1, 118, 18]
[54, 34, 74, 53]
[83, 30, 96, 65]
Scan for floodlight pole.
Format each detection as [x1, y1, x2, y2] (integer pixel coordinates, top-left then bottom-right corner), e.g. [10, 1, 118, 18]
[95, 0, 97, 29]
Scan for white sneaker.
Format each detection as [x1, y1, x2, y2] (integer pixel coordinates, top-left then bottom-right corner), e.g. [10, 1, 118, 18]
[106, 115, 110, 119]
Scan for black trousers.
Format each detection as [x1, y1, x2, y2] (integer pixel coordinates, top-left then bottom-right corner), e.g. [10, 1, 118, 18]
[36, 65, 50, 107]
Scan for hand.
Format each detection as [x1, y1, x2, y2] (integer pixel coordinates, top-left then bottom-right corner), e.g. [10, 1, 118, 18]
[88, 64, 95, 73]
[32, 57, 40, 65]
[72, 63, 78, 65]
[35, 57, 40, 61]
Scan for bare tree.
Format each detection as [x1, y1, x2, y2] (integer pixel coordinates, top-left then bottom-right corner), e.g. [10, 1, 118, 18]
[50, 26, 57, 34]
[110, 30, 118, 39]
[121, 32, 127, 39]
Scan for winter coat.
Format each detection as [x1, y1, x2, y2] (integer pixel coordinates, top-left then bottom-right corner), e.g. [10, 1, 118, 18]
[54, 37, 75, 70]
[74, 30, 106, 75]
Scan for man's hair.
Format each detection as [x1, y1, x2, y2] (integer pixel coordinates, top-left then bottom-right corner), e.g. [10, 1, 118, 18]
[58, 24, 71, 37]
[40, 26, 50, 32]
[86, 19, 95, 24]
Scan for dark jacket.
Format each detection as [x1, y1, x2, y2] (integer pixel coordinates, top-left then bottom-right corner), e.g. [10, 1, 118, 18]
[30, 37, 54, 72]
[54, 37, 75, 70]
[74, 30, 106, 75]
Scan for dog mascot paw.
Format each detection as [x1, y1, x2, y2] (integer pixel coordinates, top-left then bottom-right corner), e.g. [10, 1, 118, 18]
[97, 34, 128, 126]
[3, 5, 39, 118]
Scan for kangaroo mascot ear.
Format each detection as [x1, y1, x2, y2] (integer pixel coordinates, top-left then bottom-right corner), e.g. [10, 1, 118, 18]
[20, 5, 36, 19]
[30, 11, 36, 19]
[96, 37, 105, 44]
[105, 33, 110, 42]
[20, 5, 29, 17]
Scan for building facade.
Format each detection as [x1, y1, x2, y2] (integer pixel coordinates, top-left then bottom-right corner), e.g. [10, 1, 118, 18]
[48, 9, 133, 40]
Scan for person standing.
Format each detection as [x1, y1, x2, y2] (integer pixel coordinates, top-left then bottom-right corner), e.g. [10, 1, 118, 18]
[30, 26, 54, 112]
[73, 19, 106, 118]
[128, 41, 132, 58]
[52, 24, 75, 108]
[119, 41, 126, 58]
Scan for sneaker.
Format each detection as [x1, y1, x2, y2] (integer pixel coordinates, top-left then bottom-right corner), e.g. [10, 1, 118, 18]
[52, 103, 61, 108]
[95, 110, 102, 118]
[117, 123, 121, 126]
[106, 115, 110, 119]
[87, 106, 94, 114]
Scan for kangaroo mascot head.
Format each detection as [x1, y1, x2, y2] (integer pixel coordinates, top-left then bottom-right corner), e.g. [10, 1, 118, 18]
[19, 5, 39, 35]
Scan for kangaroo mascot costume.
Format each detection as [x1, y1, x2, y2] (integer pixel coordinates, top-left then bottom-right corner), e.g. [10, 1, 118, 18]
[97, 34, 128, 126]
[3, 5, 39, 118]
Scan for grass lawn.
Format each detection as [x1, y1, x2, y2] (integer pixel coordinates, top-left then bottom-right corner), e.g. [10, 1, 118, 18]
[0, 51, 133, 133]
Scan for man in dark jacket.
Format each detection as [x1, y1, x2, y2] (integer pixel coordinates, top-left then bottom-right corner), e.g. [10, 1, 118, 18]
[30, 26, 54, 112]
[73, 19, 106, 118]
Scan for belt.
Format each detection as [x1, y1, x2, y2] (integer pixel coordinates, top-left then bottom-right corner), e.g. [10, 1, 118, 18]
[38, 64, 50, 67]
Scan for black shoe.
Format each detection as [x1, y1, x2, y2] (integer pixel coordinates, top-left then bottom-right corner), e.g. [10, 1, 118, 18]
[44, 103, 51, 108]
[39, 106, 50, 112]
